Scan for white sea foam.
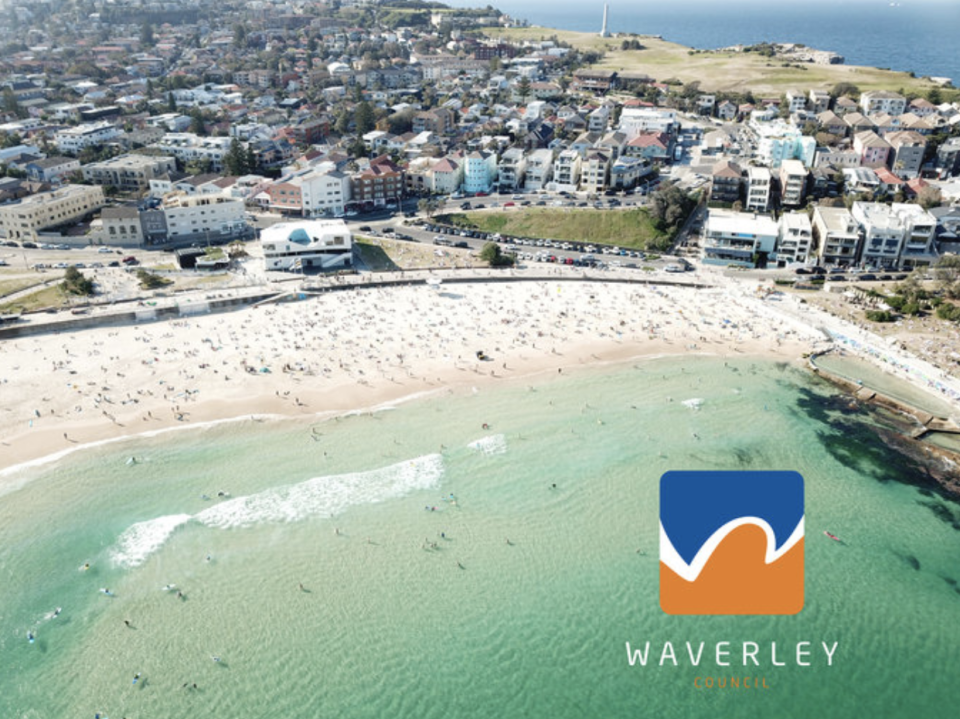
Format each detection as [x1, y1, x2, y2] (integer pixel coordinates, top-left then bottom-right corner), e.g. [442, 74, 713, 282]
[682, 398, 704, 410]
[467, 434, 507, 456]
[108, 455, 444, 567]
[111, 513, 193, 568]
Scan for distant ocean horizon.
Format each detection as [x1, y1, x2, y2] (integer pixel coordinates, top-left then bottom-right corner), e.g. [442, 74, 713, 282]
[447, 0, 960, 86]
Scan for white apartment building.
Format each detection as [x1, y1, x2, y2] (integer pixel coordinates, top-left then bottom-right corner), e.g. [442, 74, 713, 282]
[750, 120, 816, 168]
[812, 206, 860, 266]
[523, 149, 554, 191]
[860, 91, 907, 117]
[82, 154, 177, 194]
[617, 107, 678, 138]
[55, 122, 120, 153]
[461, 150, 497, 194]
[579, 151, 610, 194]
[267, 164, 350, 218]
[552, 150, 581, 192]
[162, 193, 246, 242]
[702, 209, 779, 267]
[851, 201, 904, 269]
[152, 133, 235, 171]
[777, 211, 813, 265]
[430, 157, 463, 195]
[891, 202, 937, 268]
[0, 184, 105, 240]
[588, 106, 611, 133]
[261, 220, 353, 272]
[746, 166, 772, 212]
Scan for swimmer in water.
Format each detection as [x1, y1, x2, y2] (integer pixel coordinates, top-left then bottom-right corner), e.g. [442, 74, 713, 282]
[80, 563, 90, 571]
[211, 655, 221, 663]
[100, 588, 113, 597]
[53, 607, 61, 618]
[133, 672, 141, 685]
[27, 631, 35, 643]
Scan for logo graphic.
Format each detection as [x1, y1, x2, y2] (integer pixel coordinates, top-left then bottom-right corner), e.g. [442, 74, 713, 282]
[660, 471, 804, 615]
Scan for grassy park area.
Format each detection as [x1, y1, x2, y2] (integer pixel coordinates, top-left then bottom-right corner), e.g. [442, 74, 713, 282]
[435, 208, 671, 250]
[483, 28, 950, 97]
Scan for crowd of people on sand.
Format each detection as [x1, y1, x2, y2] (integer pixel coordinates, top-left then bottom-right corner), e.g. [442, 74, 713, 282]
[1, 278, 830, 467]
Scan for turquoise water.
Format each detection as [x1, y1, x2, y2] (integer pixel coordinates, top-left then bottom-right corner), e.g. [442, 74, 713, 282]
[3, 357, 960, 718]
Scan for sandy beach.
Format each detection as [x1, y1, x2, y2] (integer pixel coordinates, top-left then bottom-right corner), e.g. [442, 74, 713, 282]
[2, 265, 957, 476]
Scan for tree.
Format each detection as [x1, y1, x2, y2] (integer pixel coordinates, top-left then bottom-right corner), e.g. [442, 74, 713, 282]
[233, 23, 247, 49]
[354, 101, 375, 135]
[517, 76, 531, 102]
[480, 242, 514, 267]
[189, 108, 206, 136]
[140, 23, 154, 47]
[830, 82, 860, 99]
[917, 186, 942, 209]
[2, 87, 24, 119]
[927, 86, 942, 105]
[244, 146, 259, 175]
[224, 138, 249, 176]
[62, 267, 95, 296]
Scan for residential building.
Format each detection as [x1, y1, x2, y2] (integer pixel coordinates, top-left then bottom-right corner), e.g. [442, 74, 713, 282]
[777, 212, 813, 265]
[702, 209, 779, 267]
[24, 156, 80, 184]
[552, 150, 581, 192]
[843, 112, 876, 135]
[81, 154, 177, 194]
[885, 130, 927, 179]
[412, 108, 455, 135]
[267, 165, 350, 218]
[778, 159, 808, 207]
[860, 91, 907, 117]
[461, 150, 497, 194]
[96, 206, 144, 247]
[853, 130, 891, 168]
[745, 166, 772, 212]
[0, 184, 105, 240]
[618, 108, 678, 138]
[350, 156, 404, 208]
[153, 133, 235, 171]
[812, 206, 860, 266]
[497, 148, 526, 192]
[843, 167, 882, 195]
[430, 157, 463, 195]
[54, 122, 120, 153]
[717, 101, 738, 121]
[816, 110, 847, 137]
[785, 91, 807, 114]
[891, 202, 937, 268]
[161, 193, 247, 244]
[813, 148, 860, 169]
[571, 70, 618, 94]
[937, 137, 960, 177]
[587, 106, 610, 133]
[523, 149, 554, 191]
[851, 201, 905, 269]
[261, 220, 353, 272]
[709, 159, 742, 204]
[609, 155, 652, 190]
[624, 132, 672, 163]
[751, 120, 816, 168]
[808, 90, 831, 114]
[579, 151, 610, 194]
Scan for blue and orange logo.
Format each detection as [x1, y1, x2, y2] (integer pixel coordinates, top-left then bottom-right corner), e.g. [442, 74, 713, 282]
[660, 470, 804, 615]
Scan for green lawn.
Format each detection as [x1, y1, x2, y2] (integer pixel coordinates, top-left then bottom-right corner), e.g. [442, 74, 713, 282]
[0, 284, 67, 314]
[435, 208, 669, 250]
[0, 277, 46, 299]
[484, 28, 952, 97]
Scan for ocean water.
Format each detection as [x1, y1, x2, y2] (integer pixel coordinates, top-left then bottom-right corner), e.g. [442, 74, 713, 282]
[3, 356, 960, 718]
[456, 0, 960, 84]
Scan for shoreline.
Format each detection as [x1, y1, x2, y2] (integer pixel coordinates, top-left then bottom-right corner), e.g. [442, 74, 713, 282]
[0, 273, 816, 478]
[3, 268, 958, 482]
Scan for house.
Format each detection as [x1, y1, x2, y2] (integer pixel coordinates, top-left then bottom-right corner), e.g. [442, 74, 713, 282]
[884, 130, 926, 179]
[874, 167, 905, 196]
[717, 101, 738, 122]
[624, 132, 671, 162]
[778, 159, 807, 207]
[430, 156, 463, 195]
[843, 112, 876, 135]
[587, 105, 610, 133]
[860, 90, 907, 116]
[709, 159, 742, 204]
[96, 206, 144, 247]
[853, 131, 891, 168]
[24, 156, 80, 184]
[833, 96, 858, 116]
[745, 166, 772, 212]
[908, 97, 938, 117]
[816, 110, 847, 137]
[785, 91, 807, 114]
[702, 209, 779, 267]
[812, 206, 860, 266]
[777, 212, 813, 265]
[808, 90, 831, 114]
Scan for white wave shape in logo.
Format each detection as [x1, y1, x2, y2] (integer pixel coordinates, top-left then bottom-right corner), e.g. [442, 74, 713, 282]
[660, 516, 804, 583]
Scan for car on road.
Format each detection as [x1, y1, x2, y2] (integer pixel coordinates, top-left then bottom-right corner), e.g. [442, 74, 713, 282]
[454, 241, 469, 249]
[503, 202, 515, 207]
[358, 225, 372, 232]
[860, 274, 877, 281]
